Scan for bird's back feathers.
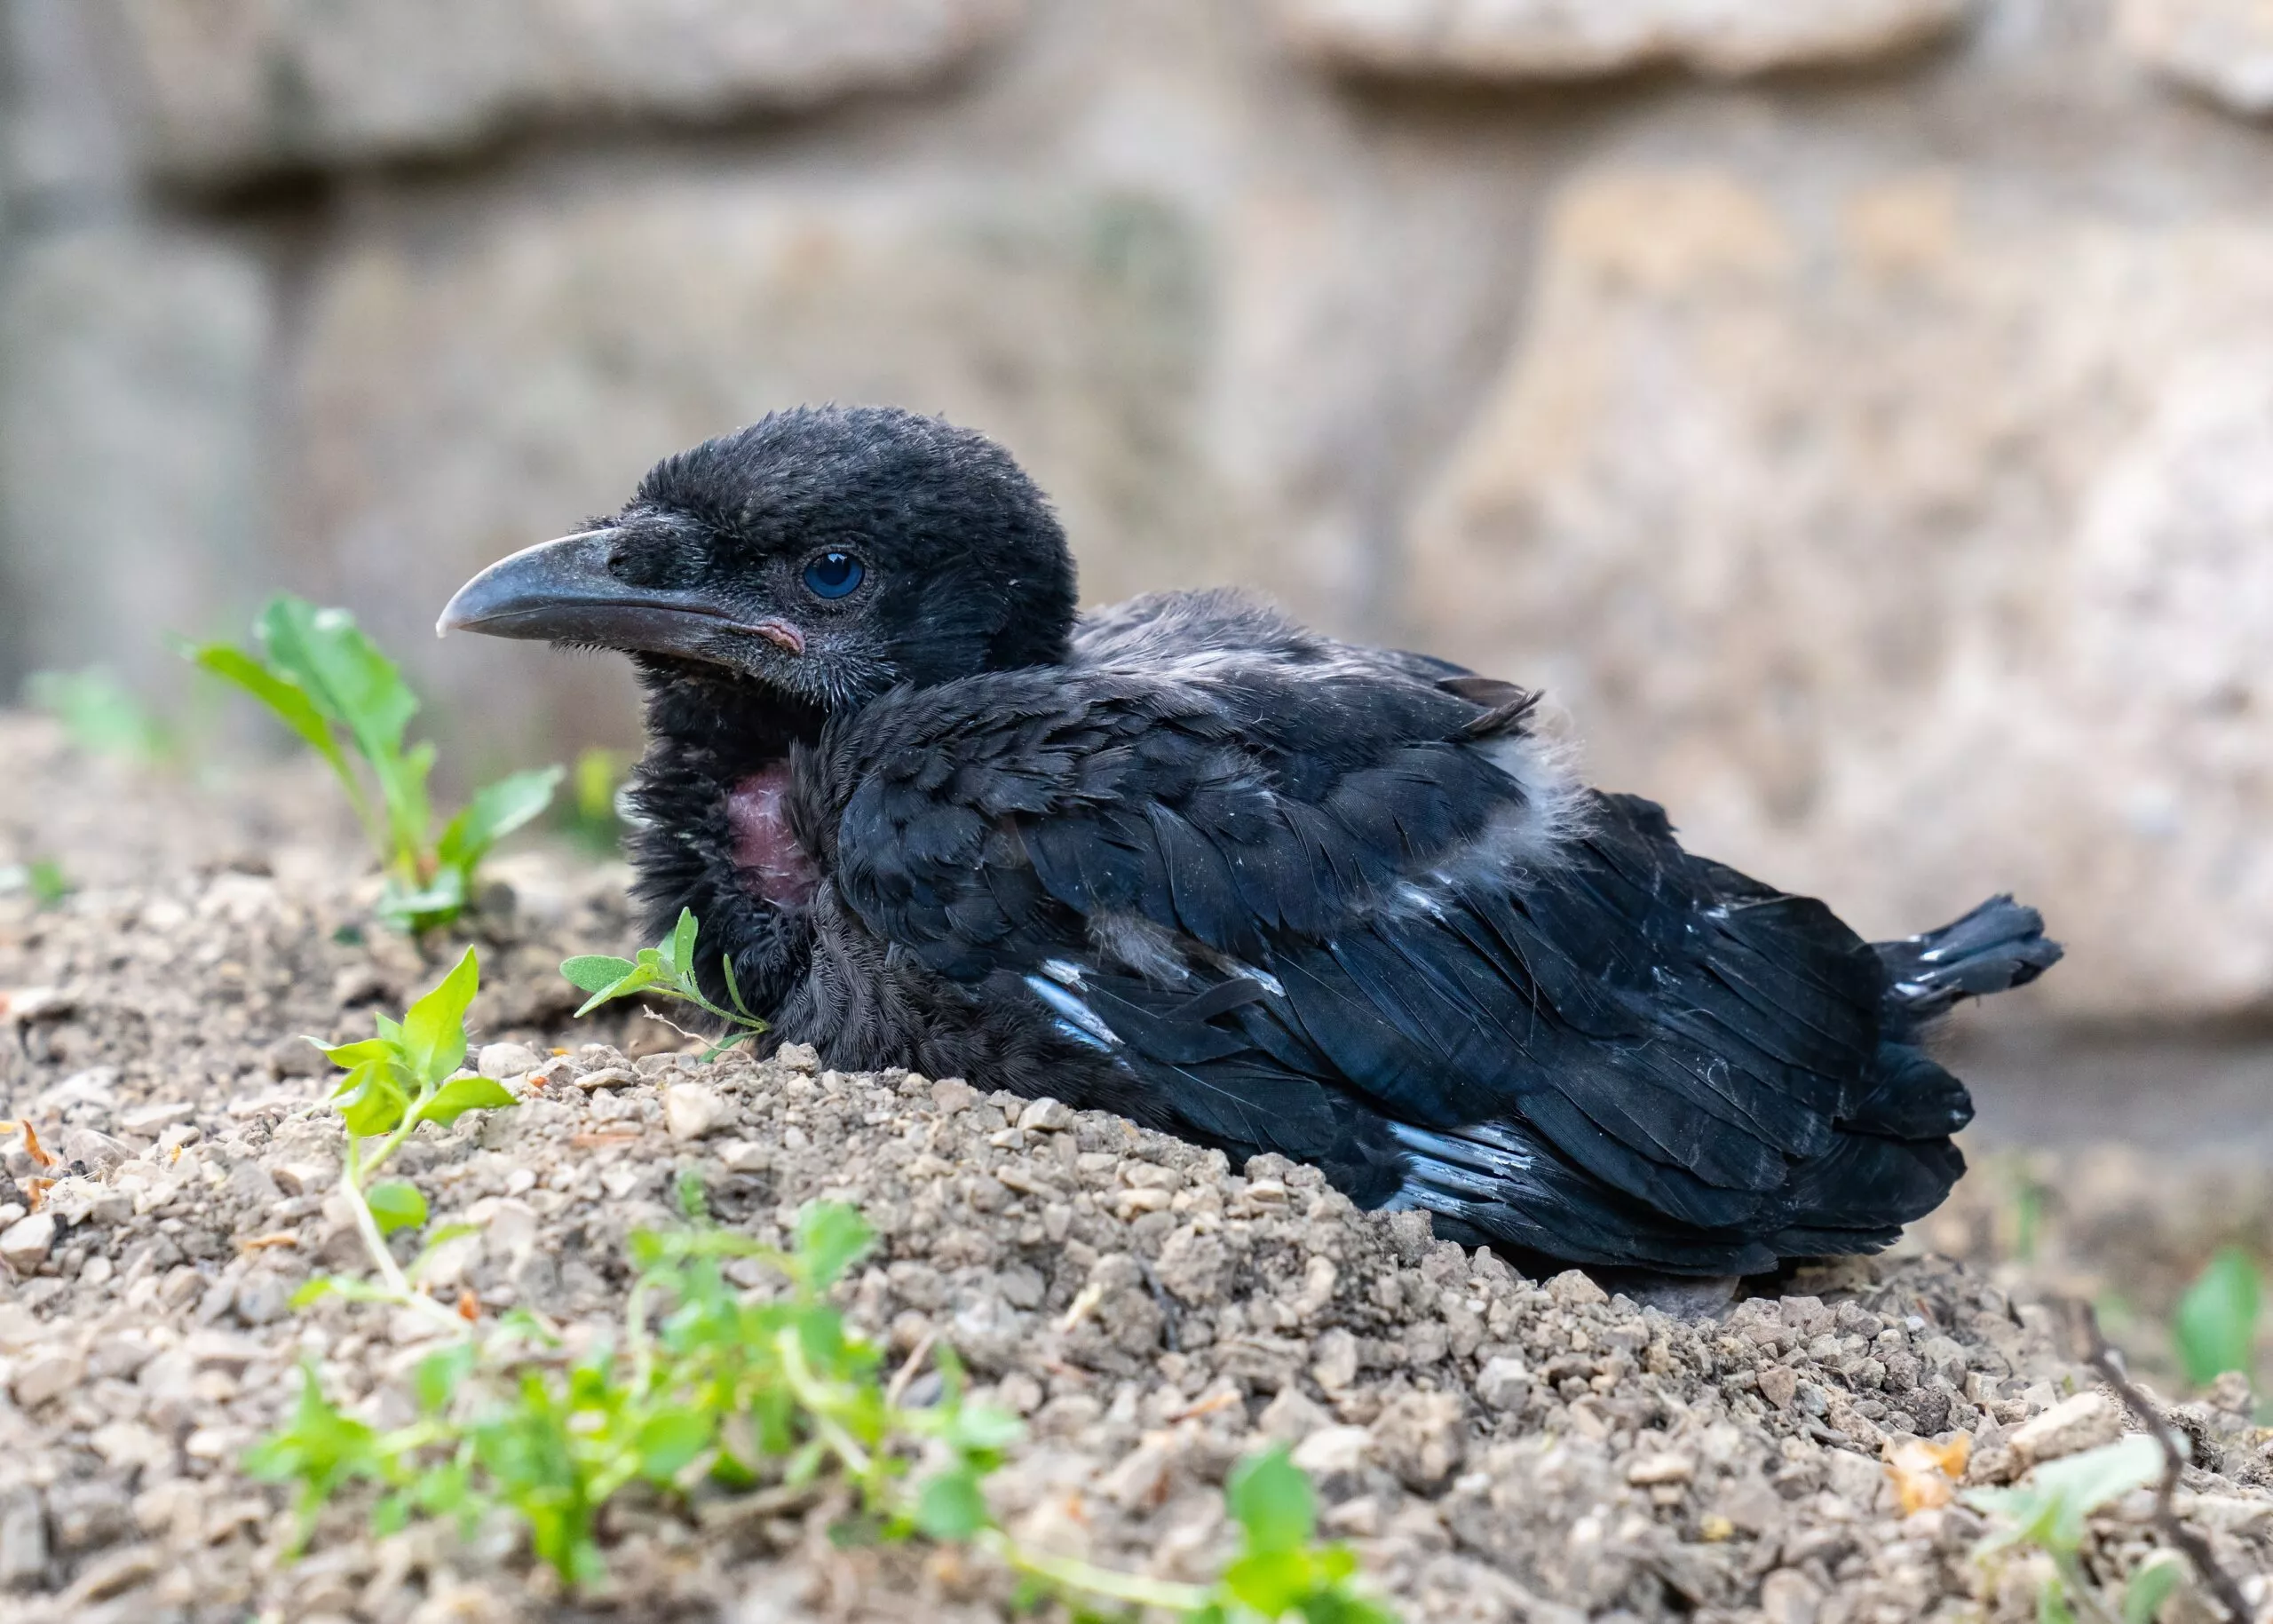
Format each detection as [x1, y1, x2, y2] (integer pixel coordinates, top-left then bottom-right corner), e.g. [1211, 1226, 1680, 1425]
[770, 590, 2051, 1274]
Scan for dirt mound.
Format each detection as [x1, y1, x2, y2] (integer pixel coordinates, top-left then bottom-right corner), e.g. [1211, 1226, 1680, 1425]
[2, 716, 2269, 1623]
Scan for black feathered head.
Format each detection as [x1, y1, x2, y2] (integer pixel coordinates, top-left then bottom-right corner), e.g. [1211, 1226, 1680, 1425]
[439, 407, 1078, 716]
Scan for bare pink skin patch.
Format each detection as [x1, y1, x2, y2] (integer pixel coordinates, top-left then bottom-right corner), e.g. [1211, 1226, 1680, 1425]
[727, 765, 820, 909]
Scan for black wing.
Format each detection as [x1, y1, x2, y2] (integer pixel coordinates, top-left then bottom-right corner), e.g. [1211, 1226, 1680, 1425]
[806, 604, 1959, 1272]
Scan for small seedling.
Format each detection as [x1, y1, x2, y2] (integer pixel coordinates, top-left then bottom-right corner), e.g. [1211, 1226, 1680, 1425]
[24, 665, 172, 764]
[2171, 1247, 2261, 1393]
[1968, 1436, 2171, 1624]
[561, 907, 766, 1058]
[560, 746, 630, 854]
[253, 942, 1391, 1619]
[187, 594, 560, 932]
[292, 945, 519, 1325]
[0, 859, 73, 909]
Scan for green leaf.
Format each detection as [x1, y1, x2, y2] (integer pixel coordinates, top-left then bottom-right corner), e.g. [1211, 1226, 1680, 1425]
[321, 1036, 398, 1071]
[1223, 1548, 1312, 1617]
[438, 765, 564, 873]
[634, 1409, 713, 1480]
[1226, 1446, 1315, 1555]
[561, 955, 638, 994]
[378, 870, 466, 933]
[257, 597, 436, 867]
[1969, 1436, 2167, 1555]
[415, 1073, 518, 1129]
[2123, 1553, 2184, 1624]
[414, 1343, 478, 1413]
[2174, 1247, 2261, 1388]
[913, 1468, 992, 1540]
[190, 644, 353, 784]
[257, 596, 417, 757]
[666, 908, 700, 979]
[569, 963, 661, 1019]
[793, 1202, 874, 1292]
[337, 1061, 410, 1137]
[401, 946, 479, 1085]
[2040, 1576, 2079, 1624]
[941, 1403, 1025, 1455]
[26, 667, 169, 763]
[366, 1179, 429, 1236]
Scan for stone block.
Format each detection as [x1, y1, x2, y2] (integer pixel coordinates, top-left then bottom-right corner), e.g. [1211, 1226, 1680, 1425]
[104, 0, 1027, 180]
[0, 223, 273, 696]
[2120, 0, 2273, 115]
[1409, 167, 2273, 1020]
[1275, 0, 1968, 80]
[285, 178, 1219, 764]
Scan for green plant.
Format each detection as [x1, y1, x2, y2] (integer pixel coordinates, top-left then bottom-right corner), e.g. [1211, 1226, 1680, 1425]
[559, 746, 630, 854]
[1968, 1437, 2173, 1624]
[187, 595, 560, 932]
[560, 907, 767, 1058]
[250, 926, 1393, 1620]
[295, 945, 519, 1327]
[24, 665, 172, 764]
[0, 859, 73, 910]
[2171, 1247, 2261, 1392]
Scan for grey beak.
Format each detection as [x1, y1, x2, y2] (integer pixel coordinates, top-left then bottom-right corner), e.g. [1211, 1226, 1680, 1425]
[437, 530, 804, 657]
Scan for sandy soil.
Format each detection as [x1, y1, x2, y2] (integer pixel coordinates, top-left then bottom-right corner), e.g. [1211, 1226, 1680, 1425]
[2, 714, 2269, 1624]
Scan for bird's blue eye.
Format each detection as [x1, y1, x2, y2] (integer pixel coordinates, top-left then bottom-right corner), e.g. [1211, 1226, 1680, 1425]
[803, 551, 864, 599]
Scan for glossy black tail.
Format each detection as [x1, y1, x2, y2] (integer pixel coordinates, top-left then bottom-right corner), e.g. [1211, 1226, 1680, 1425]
[1874, 894, 2062, 1026]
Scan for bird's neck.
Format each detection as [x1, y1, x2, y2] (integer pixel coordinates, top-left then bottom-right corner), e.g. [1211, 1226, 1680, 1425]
[638, 662, 828, 773]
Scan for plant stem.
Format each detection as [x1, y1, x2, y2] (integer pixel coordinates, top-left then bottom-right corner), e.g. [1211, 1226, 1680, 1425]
[978, 1530, 1213, 1612]
[774, 1328, 875, 1477]
[340, 1088, 464, 1333]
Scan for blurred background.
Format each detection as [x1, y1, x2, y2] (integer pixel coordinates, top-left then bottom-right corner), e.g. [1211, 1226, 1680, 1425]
[2, 0, 2270, 1164]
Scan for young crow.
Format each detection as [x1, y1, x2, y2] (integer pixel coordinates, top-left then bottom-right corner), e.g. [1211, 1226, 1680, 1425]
[440, 405, 2058, 1277]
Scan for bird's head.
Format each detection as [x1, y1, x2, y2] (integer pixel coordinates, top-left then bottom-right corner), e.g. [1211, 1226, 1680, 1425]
[438, 406, 1078, 730]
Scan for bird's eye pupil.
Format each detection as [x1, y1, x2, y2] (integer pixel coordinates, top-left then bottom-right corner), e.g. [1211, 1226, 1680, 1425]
[804, 552, 863, 599]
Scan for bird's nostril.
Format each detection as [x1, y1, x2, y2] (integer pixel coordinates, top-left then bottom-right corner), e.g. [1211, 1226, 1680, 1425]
[606, 549, 633, 579]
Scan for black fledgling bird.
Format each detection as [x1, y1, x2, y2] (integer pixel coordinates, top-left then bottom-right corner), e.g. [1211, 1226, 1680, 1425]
[440, 406, 2059, 1277]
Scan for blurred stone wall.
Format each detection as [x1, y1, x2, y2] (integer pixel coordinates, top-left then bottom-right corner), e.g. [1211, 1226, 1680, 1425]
[4, 0, 2273, 1029]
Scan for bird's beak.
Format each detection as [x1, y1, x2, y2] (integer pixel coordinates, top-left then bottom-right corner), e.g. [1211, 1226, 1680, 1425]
[436, 530, 804, 658]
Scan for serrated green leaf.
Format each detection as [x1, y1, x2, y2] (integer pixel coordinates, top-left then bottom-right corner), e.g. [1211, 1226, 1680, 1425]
[337, 1062, 409, 1137]
[401, 946, 479, 1085]
[793, 1202, 874, 1293]
[366, 1179, 429, 1235]
[634, 1409, 713, 1479]
[914, 1468, 991, 1539]
[561, 955, 638, 994]
[2174, 1247, 2261, 1388]
[438, 765, 562, 873]
[1226, 1445, 1315, 1554]
[415, 1073, 517, 1129]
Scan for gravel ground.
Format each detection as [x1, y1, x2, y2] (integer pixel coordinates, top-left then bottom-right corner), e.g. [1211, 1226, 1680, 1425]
[2, 713, 2270, 1624]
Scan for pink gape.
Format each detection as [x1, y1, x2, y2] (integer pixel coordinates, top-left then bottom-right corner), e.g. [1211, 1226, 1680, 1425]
[727, 764, 820, 909]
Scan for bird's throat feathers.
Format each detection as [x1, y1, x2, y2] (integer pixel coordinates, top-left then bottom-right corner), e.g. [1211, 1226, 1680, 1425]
[726, 764, 821, 910]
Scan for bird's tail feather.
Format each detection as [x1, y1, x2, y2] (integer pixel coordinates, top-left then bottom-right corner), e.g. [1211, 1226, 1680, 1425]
[1874, 894, 2061, 1025]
